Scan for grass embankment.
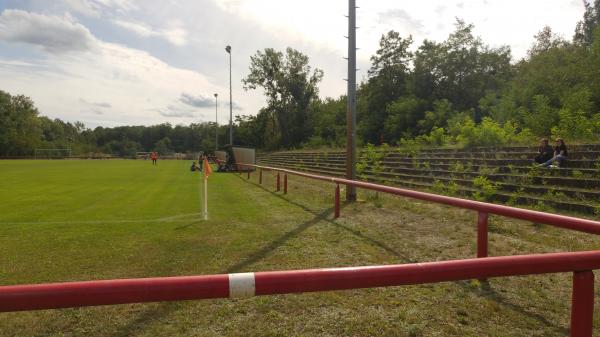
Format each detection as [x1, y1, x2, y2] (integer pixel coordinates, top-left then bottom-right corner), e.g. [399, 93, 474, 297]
[0, 160, 599, 336]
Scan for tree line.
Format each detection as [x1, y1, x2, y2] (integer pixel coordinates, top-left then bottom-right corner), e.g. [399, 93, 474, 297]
[2, 2, 600, 157]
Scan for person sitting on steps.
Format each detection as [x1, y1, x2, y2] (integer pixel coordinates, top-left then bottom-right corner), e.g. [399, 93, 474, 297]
[539, 138, 568, 168]
[534, 138, 554, 164]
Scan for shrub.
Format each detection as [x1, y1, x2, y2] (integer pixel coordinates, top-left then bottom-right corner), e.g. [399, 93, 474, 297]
[472, 176, 499, 201]
[551, 109, 597, 141]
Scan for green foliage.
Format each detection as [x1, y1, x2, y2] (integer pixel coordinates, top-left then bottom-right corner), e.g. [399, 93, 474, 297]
[551, 109, 598, 141]
[242, 47, 323, 148]
[431, 179, 459, 196]
[0, 91, 42, 156]
[572, 169, 585, 179]
[472, 176, 499, 201]
[449, 161, 466, 175]
[478, 164, 499, 176]
[454, 117, 533, 148]
[356, 143, 390, 180]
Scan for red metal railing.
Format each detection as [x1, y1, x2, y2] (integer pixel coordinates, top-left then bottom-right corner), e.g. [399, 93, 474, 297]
[239, 163, 600, 260]
[0, 251, 598, 336]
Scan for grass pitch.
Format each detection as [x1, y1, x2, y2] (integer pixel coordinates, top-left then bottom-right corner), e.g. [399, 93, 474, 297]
[0, 159, 599, 336]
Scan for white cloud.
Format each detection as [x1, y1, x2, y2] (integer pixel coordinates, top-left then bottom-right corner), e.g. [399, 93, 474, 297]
[0, 9, 97, 53]
[112, 19, 188, 46]
[179, 93, 215, 108]
[0, 10, 228, 126]
[63, 0, 137, 17]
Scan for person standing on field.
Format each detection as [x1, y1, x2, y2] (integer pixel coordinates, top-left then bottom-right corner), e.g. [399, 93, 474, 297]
[151, 152, 158, 165]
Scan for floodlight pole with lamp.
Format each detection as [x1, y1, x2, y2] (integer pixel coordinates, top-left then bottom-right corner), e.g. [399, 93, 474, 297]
[225, 45, 233, 146]
[214, 93, 218, 151]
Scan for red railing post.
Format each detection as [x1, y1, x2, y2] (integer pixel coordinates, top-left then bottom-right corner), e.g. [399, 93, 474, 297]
[259, 170, 263, 185]
[334, 184, 340, 218]
[284, 174, 288, 194]
[477, 212, 488, 258]
[276, 172, 280, 192]
[570, 270, 594, 337]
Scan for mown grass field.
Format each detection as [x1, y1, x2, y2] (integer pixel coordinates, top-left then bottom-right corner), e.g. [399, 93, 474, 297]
[0, 159, 599, 337]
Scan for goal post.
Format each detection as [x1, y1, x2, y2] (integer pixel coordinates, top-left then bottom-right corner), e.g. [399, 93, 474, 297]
[34, 149, 72, 160]
[135, 152, 152, 160]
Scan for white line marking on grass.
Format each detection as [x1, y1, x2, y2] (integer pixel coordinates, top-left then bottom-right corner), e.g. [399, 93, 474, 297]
[0, 213, 203, 226]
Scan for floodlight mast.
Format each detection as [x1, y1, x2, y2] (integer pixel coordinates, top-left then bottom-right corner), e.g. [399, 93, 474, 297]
[214, 93, 218, 151]
[346, 0, 357, 201]
[225, 45, 233, 146]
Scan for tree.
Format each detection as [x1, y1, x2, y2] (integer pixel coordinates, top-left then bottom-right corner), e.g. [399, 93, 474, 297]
[574, 0, 600, 45]
[361, 31, 414, 143]
[243, 47, 323, 148]
[528, 26, 567, 57]
[413, 20, 512, 114]
[0, 91, 42, 156]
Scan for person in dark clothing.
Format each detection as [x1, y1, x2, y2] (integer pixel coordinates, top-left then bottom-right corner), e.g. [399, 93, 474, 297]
[540, 138, 568, 167]
[190, 161, 202, 172]
[534, 138, 554, 164]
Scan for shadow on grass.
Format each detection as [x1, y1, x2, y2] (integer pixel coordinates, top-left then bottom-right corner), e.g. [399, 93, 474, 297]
[108, 176, 336, 337]
[461, 281, 569, 335]
[239, 173, 571, 335]
[110, 173, 569, 336]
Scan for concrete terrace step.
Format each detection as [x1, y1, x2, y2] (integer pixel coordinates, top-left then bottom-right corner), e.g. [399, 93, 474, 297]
[264, 150, 600, 161]
[260, 157, 600, 178]
[259, 159, 600, 201]
[265, 152, 599, 165]
[258, 161, 597, 214]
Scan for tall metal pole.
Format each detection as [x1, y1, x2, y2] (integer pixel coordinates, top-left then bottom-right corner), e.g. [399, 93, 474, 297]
[214, 93, 218, 151]
[226, 45, 233, 146]
[346, 0, 357, 201]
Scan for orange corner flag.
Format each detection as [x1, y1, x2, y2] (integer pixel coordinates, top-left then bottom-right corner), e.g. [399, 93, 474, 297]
[203, 157, 213, 178]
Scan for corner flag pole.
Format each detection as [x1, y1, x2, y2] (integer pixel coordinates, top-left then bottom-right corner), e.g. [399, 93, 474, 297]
[203, 157, 213, 220]
[203, 175, 208, 220]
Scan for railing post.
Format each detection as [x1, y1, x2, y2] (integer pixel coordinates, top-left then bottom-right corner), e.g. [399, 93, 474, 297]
[334, 184, 340, 218]
[284, 174, 288, 194]
[570, 270, 594, 337]
[477, 212, 488, 258]
[276, 172, 280, 192]
[259, 169, 263, 185]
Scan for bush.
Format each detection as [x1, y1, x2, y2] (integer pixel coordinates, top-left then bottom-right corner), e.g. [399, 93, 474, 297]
[551, 109, 598, 142]
[472, 176, 499, 201]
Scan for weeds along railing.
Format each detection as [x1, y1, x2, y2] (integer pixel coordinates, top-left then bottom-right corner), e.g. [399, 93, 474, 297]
[238, 163, 600, 259]
[0, 251, 598, 336]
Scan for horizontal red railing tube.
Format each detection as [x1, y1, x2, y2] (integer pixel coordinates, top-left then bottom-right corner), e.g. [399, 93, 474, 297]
[1, 251, 599, 312]
[0, 275, 229, 312]
[240, 164, 600, 235]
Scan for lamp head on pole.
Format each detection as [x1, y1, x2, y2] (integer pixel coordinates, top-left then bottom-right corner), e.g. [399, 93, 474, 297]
[225, 45, 231, 54]
[214, 93, 218, 98]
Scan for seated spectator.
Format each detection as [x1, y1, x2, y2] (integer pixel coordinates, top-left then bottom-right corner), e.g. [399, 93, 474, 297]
[190, 161, 202, 172]
[539, 138, 568, 168]
[534, 138, 554, 164]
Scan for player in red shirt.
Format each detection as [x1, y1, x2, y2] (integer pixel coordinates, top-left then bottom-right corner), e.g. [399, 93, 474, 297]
[150, 152, 158, 165]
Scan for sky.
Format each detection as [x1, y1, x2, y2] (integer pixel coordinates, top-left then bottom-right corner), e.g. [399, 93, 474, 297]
[0, 0, 586, 128]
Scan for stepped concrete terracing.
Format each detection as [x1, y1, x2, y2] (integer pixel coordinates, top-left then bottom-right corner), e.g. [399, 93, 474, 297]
[257, 145, 600, 215]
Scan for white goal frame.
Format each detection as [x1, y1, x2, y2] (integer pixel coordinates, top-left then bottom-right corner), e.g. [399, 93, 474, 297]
[34, 148, 72, 159]
[136, 152, 152, 159]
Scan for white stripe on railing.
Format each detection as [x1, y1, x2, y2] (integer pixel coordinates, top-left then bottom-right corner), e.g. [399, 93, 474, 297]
[228, 272, 255, 298]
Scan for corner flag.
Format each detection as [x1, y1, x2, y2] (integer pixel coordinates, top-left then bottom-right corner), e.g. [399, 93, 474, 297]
[202, 157, 212, 220]
[203, 157, 213, 178]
